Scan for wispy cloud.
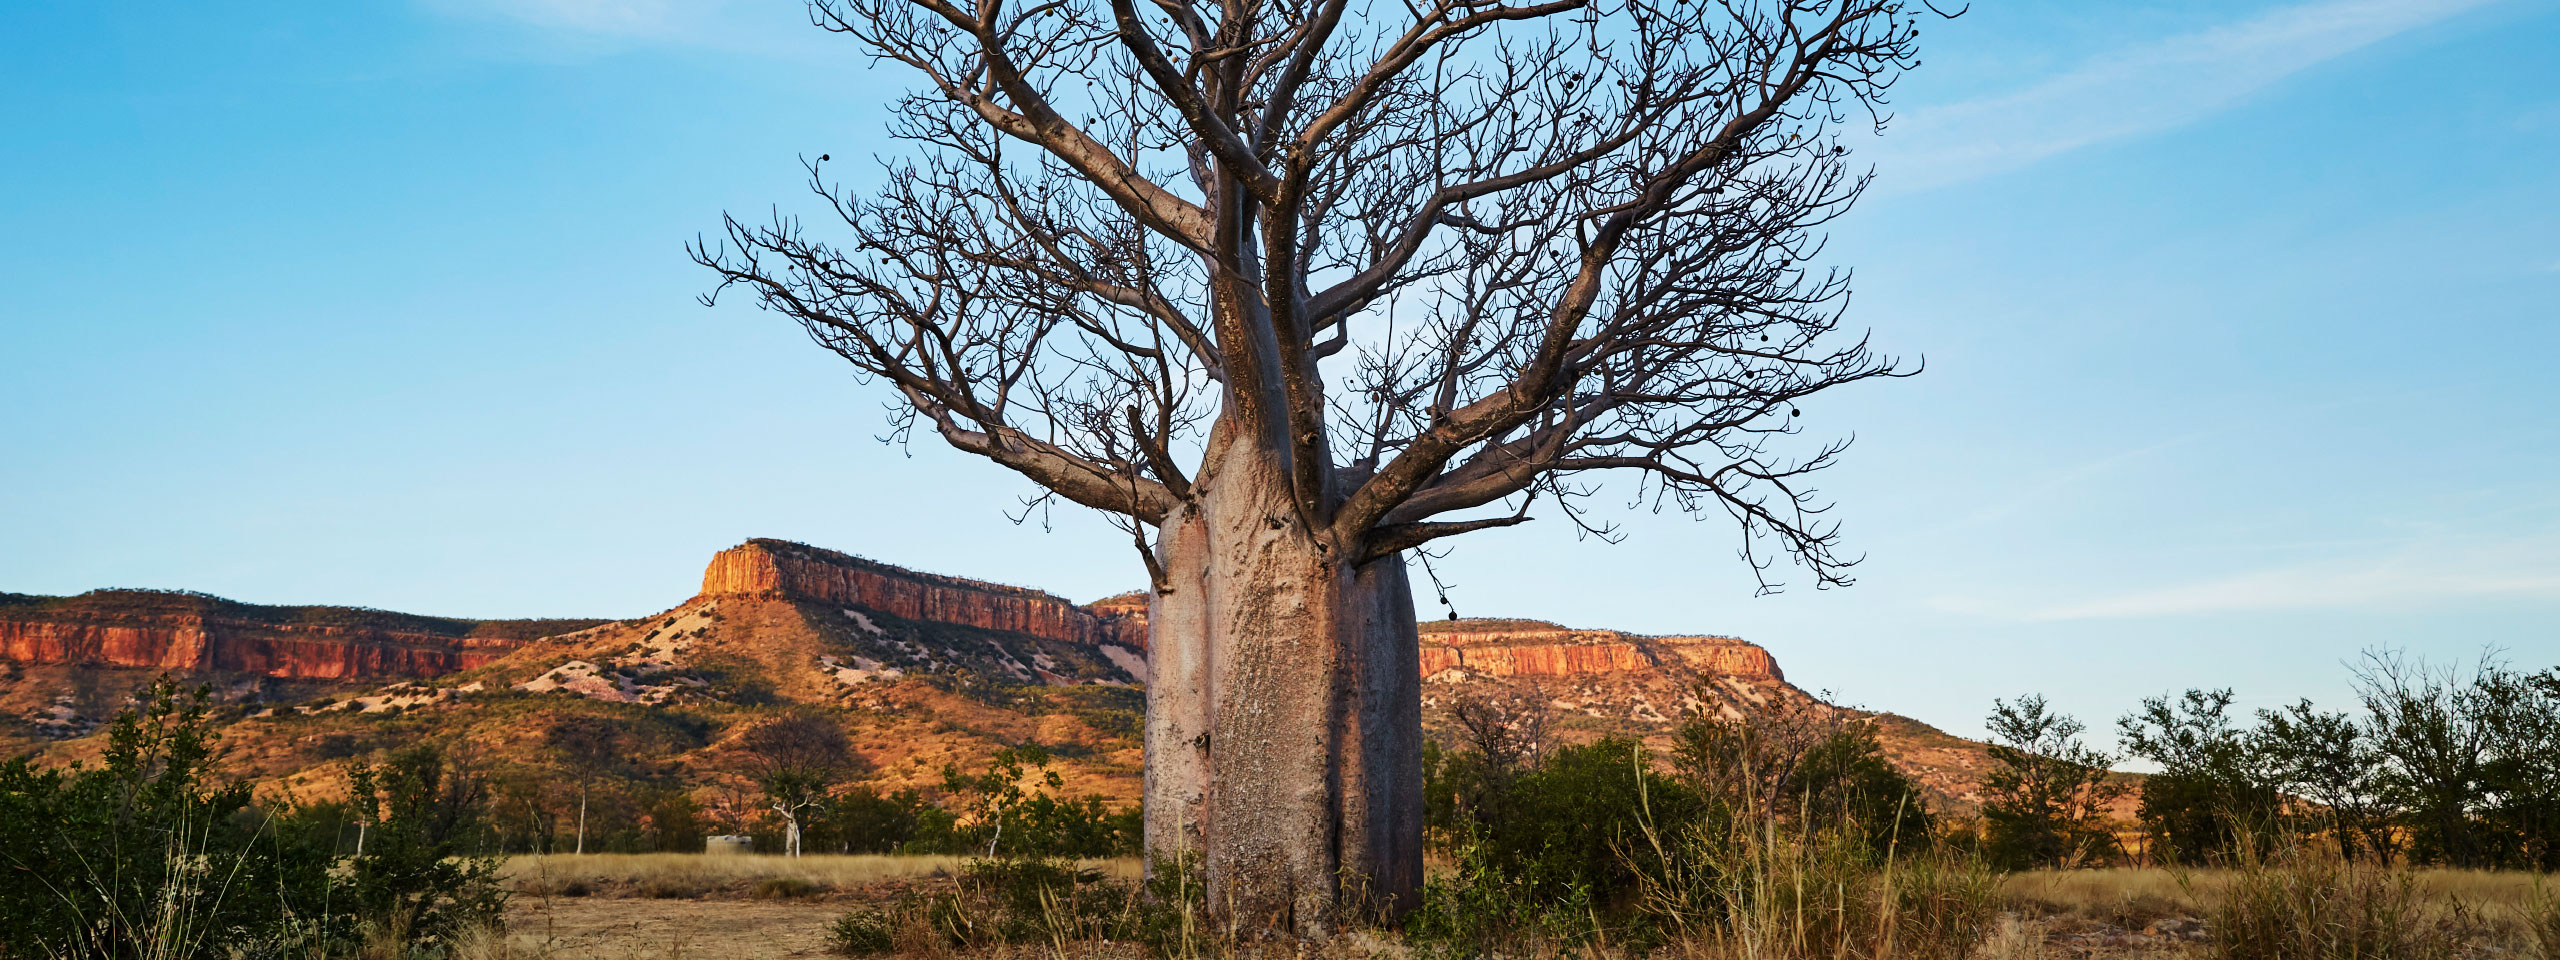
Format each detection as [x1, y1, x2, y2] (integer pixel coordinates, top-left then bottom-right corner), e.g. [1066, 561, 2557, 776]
[1872, 0, 2500, 192]
[422, 0, 698, 37]
[1936, 533, 2560, 621]
[415, 0, 822, 54]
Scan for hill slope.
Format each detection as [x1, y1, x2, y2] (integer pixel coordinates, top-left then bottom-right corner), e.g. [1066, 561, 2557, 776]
[3, 539, 2015, 817]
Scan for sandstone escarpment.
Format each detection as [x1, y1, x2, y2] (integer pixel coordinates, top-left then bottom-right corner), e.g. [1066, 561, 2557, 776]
[1416, 622, 1781, 682]
[1415, 617, 1810, 769]
[702, 539, 1149, 651]
[0, 591, 597, 680]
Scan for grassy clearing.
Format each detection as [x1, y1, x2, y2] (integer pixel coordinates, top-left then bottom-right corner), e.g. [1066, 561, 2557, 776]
[500, 853, 1144, 900]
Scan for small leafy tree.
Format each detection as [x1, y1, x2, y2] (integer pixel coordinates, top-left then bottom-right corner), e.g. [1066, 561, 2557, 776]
[2255, 699, 2397, 862]
[2355, 652, 2493, 867]
[1979, 695, 2127, 869]
[2474, 665, 2560, 870]
[734, 712, 864, 857]
[642, 787, 707, 853]
[1791, 723, 1936, 855]
[2118, 688, 2283, 864]
[940, 745, 1136, 858]
[343, 744, 508, 947]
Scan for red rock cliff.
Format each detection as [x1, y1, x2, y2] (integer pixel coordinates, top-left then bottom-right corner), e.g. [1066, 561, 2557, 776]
[702, 539, 1150, 650]
[0, 616, 518, 679]
[0, 590, 603, 681]
[1416, 623, 1781, 681]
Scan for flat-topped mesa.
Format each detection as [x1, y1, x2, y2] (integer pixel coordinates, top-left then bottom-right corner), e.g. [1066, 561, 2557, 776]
[701, 539, 1149, 650]
[0, 591, 595, 680]
[1415, 619, 1782, 682]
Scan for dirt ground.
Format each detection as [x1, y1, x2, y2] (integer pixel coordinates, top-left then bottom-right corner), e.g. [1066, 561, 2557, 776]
[487, 860, 2549, 960]
[504, 896, 848, 960]
[496, 894, 2204, 960]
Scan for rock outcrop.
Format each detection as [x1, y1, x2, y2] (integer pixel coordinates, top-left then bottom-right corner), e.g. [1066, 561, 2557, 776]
[0, 591, 596, 680]
[1416, 621, 1781, 682]
[701, 539, 1149, 650]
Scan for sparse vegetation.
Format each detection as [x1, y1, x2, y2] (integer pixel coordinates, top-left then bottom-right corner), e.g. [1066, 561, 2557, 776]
[2119, 689, 2284, 865]
[1979, 695, 2131, 870]
[7, 633, 2551, 960]
[0, 678, 507, 959]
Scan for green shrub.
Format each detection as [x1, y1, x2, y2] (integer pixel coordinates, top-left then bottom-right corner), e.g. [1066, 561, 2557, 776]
[828, 908, 896, 955]
[753, 876, 832, 899]
[1421, 710, 1986, 958]
[1406, 820, 1601, 958]
[936, 745, 1139, 858]
[1428, 736, 1703, 911]
[0, 678, 340, 959]
[342, 744, 509, 948]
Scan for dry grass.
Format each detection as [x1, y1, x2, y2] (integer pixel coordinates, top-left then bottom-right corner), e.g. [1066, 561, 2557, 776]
[461, 858, 2553, 960]
[2004, 868, 2202, 926]
[2004, 864, 2556, 960]
[500, 853, 1143, 900]
[2005, 867, 2550, 921]
[465, 898, 848, 960]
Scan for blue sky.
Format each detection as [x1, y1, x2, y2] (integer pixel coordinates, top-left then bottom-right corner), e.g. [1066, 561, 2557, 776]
[3, 0, 2554, 753]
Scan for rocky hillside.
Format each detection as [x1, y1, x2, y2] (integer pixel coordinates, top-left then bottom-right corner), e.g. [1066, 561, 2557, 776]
[2, 539, 2012, 816]
[0, 590, 606, 746]
[1410, 617, 2003, 812]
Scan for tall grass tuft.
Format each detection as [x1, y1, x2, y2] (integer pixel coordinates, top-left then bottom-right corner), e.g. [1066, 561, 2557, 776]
[2204, 840, 2465, 960]
[2524, 881, 2560, 960]
[827, 855, 1200, 957]
[1631, 816, 2000, 960]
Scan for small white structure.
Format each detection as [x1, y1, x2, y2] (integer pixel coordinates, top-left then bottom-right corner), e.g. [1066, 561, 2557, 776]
[704, 835, 753, 855]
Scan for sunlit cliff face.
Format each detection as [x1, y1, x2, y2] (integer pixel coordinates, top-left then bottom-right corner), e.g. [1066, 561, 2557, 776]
[0, 592, 548, 681]
[699, 538, 1148, 651]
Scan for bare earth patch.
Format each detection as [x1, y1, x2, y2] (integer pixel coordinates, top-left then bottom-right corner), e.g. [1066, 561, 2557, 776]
[504, 897, 844, 960]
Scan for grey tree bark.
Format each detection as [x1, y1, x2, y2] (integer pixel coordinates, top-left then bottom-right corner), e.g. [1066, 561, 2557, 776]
[1146, 430, 1424, 935]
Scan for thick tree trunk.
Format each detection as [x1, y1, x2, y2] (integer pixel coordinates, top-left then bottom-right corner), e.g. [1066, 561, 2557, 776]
[1143, 451, 1423, 937]
[1144, 503, 1214, 863]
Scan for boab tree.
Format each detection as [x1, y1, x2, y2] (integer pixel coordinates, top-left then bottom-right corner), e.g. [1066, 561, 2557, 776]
[698, 0, 1929, 934]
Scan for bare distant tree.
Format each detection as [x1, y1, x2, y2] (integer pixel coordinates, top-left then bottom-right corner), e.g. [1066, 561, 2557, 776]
[732, 713, 866, 857]
[1450, 687, 1552, 774]
[1670, 687, 1844, 823]
[697, 0, 1932, 932]
[545, 715, 626, 856]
